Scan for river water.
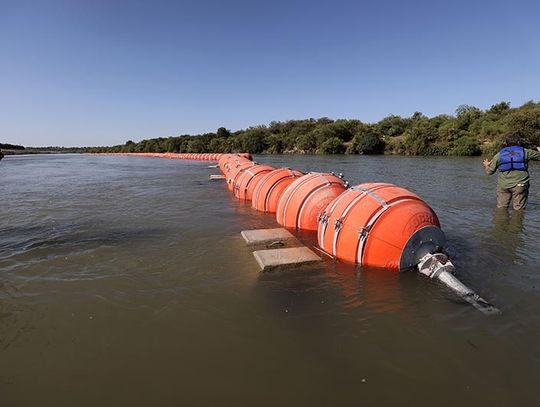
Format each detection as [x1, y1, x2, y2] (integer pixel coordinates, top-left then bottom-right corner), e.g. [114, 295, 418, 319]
[1, 154, 539, 406]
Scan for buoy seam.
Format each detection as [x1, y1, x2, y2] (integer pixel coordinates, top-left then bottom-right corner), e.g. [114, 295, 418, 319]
[332, 190, 369, 257]
[319, 188, 353, 253]
[356, 198, 416, 265]
[243, 169, 272, 200]
[252, 169, 277, 207]
[280, 173, 318, 226]
[264, 174, 294, 212]
[297, 176, 343, 229]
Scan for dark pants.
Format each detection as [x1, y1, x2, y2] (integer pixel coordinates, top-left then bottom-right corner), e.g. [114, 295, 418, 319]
[497, 184, 529, 210]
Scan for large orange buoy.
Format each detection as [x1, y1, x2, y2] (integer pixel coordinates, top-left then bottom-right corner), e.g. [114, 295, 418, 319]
[276, 172, 347, 231]
[227, 160, 256, 192]
[252, 168, 304, 213]
[220, 154, 251, 175]
[234, 165, 275, 200]
[218, 154, 234, 174]
[317, 183, 446, 271]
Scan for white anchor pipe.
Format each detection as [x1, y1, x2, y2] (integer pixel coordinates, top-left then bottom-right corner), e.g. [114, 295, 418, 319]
[417, 253, 500, 315]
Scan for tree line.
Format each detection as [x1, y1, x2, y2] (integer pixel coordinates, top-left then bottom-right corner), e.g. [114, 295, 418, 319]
[13, 100, 540, 156]
[0, 143, 25, 150]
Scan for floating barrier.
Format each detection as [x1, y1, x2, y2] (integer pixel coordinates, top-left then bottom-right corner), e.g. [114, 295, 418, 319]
[94, 151, 498, 314]
[219, 154, 237, 175]
[96, 152, 249, 162]
[218, 154, 234, 172]
[227, 160, 257, 192]
[234, 165, 275, 200]
[317, 183, 444, 270]
[95, 152, 234, 161]
[276, 172, 347, 231]
[252, 168, 304, 213]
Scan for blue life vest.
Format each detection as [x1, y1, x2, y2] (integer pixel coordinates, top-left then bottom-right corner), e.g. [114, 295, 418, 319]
[499, 146, 527, 172]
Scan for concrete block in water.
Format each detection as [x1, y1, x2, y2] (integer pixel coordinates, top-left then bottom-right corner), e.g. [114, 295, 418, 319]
[253, 247, 322, 272]
[241, 228, 299, 248]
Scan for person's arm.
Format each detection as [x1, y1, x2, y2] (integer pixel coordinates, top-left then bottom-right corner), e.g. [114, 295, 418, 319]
[527, 147, 540, 161]
[484, 153, 499, 175]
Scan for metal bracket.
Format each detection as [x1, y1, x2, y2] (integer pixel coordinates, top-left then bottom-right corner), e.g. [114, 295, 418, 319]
[417, 253, 455, 279]
[318, 212, 329, 224]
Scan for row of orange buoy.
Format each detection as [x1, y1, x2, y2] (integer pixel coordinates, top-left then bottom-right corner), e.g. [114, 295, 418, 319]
[96, 152, 252, 161]
[216, 154, 446, 271]
[99, 152, 446, 272]
[96, 151, 497, 313]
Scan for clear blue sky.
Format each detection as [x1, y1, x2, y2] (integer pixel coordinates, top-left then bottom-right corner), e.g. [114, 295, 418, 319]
[1, 0, 539, 147]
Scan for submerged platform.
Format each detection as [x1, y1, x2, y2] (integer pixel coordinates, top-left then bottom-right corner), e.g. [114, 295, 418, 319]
[253, 247, 322, 272]
[241, 228, 300, 249]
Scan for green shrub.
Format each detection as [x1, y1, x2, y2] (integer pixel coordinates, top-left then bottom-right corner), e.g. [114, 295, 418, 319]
[238, 128, 268, 153]
[349, 128, 385, 154]
[450, 136, 481, 156]
[319, 137, 345, 154]
[295, 133, 317, 153]
[403, 119, 436, 155]
[383, 136, 406, 154]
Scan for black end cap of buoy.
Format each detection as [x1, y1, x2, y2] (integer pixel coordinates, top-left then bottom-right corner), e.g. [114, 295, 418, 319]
[399, 226, 446, 271]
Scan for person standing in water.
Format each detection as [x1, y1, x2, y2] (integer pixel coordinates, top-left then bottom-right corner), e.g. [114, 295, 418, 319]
[483, 133, 540, 210]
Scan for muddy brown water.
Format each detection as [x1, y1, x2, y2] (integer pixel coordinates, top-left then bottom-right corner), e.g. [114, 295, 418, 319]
[1, 154, 539, 406]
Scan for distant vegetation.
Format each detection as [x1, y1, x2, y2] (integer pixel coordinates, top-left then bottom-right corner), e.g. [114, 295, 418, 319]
[5, 101, 540, 157]
[0, 145, 87, 155]
[0, 143, 25, 150]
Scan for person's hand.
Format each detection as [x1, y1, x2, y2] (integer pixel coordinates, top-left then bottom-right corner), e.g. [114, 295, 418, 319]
[483, 159, 491, 167]
[537, 146, 540, 152]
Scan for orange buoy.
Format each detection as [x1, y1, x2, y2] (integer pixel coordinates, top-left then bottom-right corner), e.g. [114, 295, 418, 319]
[220, 154, 251, 174]
[230, 163, 264, 196]
[218, 154, 234, 173]
[252, 168, 304, 213]
[276, 173, 347, 231]
[317, 183, 445, 271]
[227, 160, 256, 192]
[234, 165, 274, 200]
